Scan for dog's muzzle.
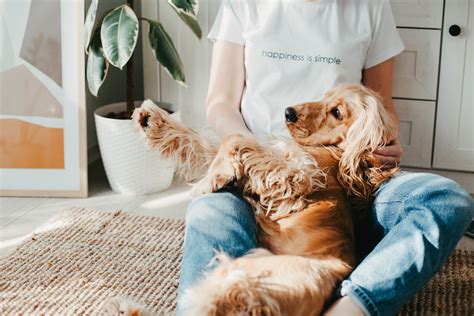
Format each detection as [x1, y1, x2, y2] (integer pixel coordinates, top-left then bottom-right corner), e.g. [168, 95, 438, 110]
[285, 107, 298, 123]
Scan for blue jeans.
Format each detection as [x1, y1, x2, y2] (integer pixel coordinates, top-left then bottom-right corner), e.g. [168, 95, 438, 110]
[176, 172, 473, 315]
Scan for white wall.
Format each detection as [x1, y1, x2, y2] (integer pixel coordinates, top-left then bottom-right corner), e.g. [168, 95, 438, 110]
[142, 0, 220, 129]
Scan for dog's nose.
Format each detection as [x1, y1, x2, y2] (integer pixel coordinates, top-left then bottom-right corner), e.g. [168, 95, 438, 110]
[285, 107, 298, 123]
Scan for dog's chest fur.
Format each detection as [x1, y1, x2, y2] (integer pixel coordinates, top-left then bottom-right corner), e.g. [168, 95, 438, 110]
[253, 145, 356, 266]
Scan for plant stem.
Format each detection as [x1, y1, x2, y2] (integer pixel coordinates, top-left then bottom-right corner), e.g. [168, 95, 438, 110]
[126, 0, 135, 118]
[127, 53, 135, 118]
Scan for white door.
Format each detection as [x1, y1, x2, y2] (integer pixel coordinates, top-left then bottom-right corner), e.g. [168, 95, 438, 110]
[392, 29, 441, 100]
[390, 0, 444, 28]
[434, 0, 474, 171]
[394, 99, 435, 168]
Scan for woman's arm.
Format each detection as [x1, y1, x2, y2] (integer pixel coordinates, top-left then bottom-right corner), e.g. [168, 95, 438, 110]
[206, 40, 253, 139]
[362, 58, 403, 166]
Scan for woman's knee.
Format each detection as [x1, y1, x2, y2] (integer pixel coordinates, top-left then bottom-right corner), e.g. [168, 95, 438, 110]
[399, 173, 472, 233]
[412, 173, 471, 219]
[186, 194, 222, 227]
[375, 172, 472, 237]
[185, 191, 256, 235]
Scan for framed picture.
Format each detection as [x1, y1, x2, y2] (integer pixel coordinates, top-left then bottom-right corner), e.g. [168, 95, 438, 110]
[0, 0, 87, 197]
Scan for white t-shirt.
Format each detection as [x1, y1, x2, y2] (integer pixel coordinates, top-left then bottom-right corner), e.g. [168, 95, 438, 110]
[208, 0, 404, 139]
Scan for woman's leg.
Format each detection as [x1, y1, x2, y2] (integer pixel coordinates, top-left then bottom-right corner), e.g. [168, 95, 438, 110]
[176, 190, 258, 314]
[339, 172, 473, 316]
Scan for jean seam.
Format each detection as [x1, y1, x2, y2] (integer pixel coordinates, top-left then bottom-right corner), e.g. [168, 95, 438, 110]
[341, 280, 380, 316]
[373, 200, 404, 205]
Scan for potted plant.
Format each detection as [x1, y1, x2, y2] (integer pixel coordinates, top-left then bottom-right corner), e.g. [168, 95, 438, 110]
[85, 0, 201, 194]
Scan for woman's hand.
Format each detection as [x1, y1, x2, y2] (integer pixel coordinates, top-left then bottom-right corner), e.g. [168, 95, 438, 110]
[373, 134, 403, 168]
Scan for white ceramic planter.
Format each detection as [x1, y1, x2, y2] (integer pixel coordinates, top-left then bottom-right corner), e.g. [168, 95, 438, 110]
[94, 102, 177, 195]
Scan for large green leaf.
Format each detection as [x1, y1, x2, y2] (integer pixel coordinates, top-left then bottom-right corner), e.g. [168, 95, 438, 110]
[168, 0, 202, 39]
[87, 29, 109, 97]
[100, 5, 139, 69]
[169, 0, 198, 15]
[84, 0, 99, 53]
[144, 19, 186, 86]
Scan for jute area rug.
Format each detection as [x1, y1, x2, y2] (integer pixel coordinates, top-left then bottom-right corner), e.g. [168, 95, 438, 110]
[0, 208, 472, 315]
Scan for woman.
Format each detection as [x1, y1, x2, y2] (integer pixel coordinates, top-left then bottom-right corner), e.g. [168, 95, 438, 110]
[176, 0, 473, 315]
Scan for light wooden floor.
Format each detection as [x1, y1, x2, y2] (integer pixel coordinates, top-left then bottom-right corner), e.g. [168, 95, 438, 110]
[1, 162, 472, 258]
[0, 161, 191, 257]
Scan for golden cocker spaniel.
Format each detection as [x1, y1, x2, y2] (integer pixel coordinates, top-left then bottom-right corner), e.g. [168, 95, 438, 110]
[120, 84, 399, 315]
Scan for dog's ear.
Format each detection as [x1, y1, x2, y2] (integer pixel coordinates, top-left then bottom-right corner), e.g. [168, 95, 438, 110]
[337, 86, 398, 203]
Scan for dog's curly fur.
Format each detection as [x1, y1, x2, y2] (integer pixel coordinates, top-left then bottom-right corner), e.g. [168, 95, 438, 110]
[120, 84, 398, 315]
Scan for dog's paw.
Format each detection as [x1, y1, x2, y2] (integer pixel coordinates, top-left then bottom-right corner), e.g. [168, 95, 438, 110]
[192, 173, 235, 196]
[132, 100, 170, 133]
[100, 296, 152, 316]
[136, 109, 151, 129]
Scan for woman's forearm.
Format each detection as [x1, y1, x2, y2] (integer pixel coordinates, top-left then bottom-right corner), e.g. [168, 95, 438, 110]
[206, 41, 250, 139]
[384, 99, 400, 132]
[362, 57, 400, 132]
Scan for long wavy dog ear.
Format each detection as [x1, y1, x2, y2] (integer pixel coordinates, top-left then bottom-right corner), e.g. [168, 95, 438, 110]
[337, 86, 399, 204]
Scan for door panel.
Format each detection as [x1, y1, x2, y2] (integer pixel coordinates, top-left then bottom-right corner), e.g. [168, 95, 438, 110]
[434, 0, 474, 171]
[393, 29, 441, 100]
[394, 99, 435, 168]
[390, 0, 444, 28]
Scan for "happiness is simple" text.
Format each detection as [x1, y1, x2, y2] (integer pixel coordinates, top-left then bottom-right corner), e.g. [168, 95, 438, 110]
[262, 50, 341, 65]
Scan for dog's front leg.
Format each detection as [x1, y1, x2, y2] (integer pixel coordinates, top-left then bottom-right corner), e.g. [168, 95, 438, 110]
[132, 100, 217, 182]
[193, 136, 327, 218]
[192, 134, 250, 195]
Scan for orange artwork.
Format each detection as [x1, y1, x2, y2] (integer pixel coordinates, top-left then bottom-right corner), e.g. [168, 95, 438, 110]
[0, 0, 86, 196]
[0, 119, 64, 169]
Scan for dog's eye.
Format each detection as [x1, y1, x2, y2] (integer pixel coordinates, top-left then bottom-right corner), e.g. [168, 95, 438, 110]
[330, 107, 342, 120]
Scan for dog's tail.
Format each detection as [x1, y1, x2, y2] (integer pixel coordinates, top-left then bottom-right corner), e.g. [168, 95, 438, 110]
[133, 100, 218, 183]
[181, 249, 351, 316]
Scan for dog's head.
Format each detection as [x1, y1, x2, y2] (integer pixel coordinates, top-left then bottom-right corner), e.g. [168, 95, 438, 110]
[286, 84, 398, 201]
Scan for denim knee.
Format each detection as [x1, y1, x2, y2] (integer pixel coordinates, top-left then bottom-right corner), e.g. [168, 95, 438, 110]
[439, 176, 473, 228]
[402, 173, 472, 249]
[375, 173, 472, 230]
[186, 192, 255, 227]
[185, 194, 223, 228]
[344, 173, 472, 316]
[177, 192, 257, 314]
[184, 191, 258, 255]
[408, 173, 471, 223]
